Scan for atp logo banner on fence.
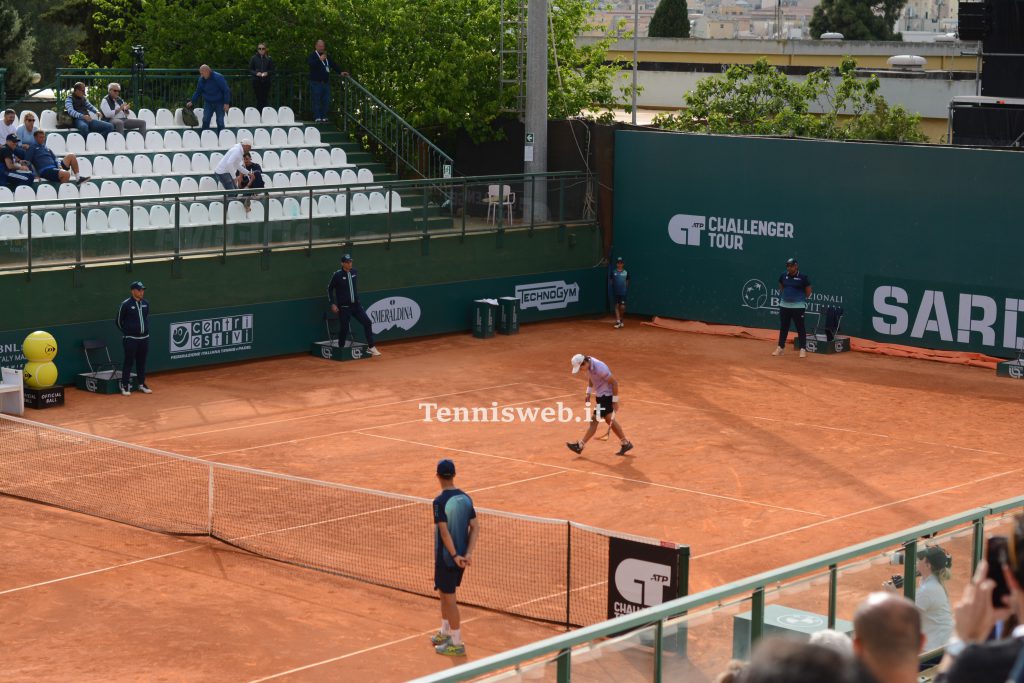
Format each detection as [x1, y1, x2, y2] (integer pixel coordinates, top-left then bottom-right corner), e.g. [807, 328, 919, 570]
[607, 537, 681, 619]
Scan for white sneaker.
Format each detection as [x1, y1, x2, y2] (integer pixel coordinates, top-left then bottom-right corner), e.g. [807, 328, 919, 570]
[771, 347, 784, 356]
[120, 386, 131, 396]
[138, 384, 153, 394]
[799, 349, 807, 358]
[367, 346, 382, 356]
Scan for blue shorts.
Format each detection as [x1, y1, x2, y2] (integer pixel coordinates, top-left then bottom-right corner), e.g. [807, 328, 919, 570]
[39, 167, 62, 183]
[434, 562, 465, 594]
[614, 294, 627, 305]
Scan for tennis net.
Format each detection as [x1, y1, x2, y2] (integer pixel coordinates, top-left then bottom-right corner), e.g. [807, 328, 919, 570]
[0, 413, 680, 627]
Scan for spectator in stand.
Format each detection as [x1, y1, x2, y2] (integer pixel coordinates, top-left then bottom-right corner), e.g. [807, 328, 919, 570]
[307, 39, 347, 123]
[852, 592, 924, 683]
[27, 130, 87, 184]
[737, 638, 853, 683]
[249, 43, 275, 110]
[713, 660, 747, 683]
[15, 112, 38, 148]
[1, 134, 34, 189]
[186, 65, 231, 131]
[235, 151, 264, 212]
[809, 629, 855, 658]
[213, 137, 253, 195]
[65, 82, 115, 139]
[0, 109, 17, 140]
[100, 83, 147, 136]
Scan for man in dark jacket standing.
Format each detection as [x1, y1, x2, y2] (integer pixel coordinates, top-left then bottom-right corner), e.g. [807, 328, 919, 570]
[327, 254, 381, 356]
[249, 43, 275, 110]
[116, 281, 152, 396]
[307, 39, 346, 123]
[186, 64, 231, 130]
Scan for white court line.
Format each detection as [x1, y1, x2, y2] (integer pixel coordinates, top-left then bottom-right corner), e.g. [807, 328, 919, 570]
[353, 433, 827, 518]
[692, 467, 1024, 560]
[0, 545, 203, 596]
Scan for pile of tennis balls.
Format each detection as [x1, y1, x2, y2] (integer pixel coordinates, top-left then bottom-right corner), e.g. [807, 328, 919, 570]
[22, 331, 58, 388]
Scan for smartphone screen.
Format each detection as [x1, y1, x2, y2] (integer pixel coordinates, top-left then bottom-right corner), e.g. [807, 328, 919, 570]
[987, 536, 1011, 608]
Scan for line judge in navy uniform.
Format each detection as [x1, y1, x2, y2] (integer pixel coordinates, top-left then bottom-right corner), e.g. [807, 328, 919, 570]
[327, 253, 382, 356]
[773, 257, 812, 358]
[115, 281, 152, 395]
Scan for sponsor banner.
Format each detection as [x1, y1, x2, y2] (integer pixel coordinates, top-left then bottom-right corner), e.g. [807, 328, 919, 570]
[607, 537, 680, 619]
[365, 296, 421, 335]
[169, 314, 254, 359]
[515, 280, 580, 311]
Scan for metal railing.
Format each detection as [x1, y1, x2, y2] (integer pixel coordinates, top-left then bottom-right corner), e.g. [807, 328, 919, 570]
[413, 495, 1024, 682]
[0, 172, 593, 275]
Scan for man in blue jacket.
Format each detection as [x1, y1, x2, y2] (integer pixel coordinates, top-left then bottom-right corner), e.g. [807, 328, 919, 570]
[307, 39, 347, 123]
[115, 281, 152, 396]
[186, 64, 231, 130]
[327, 253, 381, 356]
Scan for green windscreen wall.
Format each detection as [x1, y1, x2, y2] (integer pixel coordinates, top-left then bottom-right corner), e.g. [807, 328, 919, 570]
[613, 130, 1024, 357]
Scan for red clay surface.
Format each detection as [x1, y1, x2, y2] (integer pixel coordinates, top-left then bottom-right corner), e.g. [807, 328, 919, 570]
[3, 316, 1024, 681]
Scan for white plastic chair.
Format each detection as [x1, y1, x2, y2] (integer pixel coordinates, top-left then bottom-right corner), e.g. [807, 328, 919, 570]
[140, 178, 160, 196]
[324, 170, 341, 186]
[152, 153, 171, 175]
[179, 177, 199, 195]
[58, 183, 79, 201]
[132, 205, 151, 230]
[78, 182, 99, 200]
[106, 132, 126, 153]
[226, 108, 244, 126]
[0, 214, 22, 238]
[193, 108, 204, 125]
[278, 106, 295, 124]
[199, 176, 219, 192]
[209, 152, 223, 168]
[77, 157, 92, 177]
[0, 187, 12, 203]
[227, 201, 248, 223]
[317, 195, 335, 216]
[46, 134, 66, 156]
[145, 130, 165, 151]
[244, 107, 261, 126]
[191, 153, 209, 173]
[163, 130, 182, 150]
[304, 127, 321, 145]
[260, 150, 279, 171]
[14, 185, 35, 203]
[369, 191, 387, 213]
[108, 207, 130, 231]
[189, 202, 210, 225]
[314, 148, 331, 168]
[65, 211, 87, 233]
[43, 211, 67, 235]
[125, 131, 145, 151]
[137, 109, 156, 128]
[40, 110, 58, 129]
[249, 151, 262, 166]
[201, 129, 219, 150]
[133, 155, 152, 175]
[351, 193, 370, 215]
[235, 128, 253, 145]
[155, 108, 175, 127]
[300, 196, 315, 217]
[85, 132, 106, 153]
[176, 204, 192, 226]
[289, 171, 306, 187]
[21, 213, 42, 236]
[282, 196, 301, 217]
[341, 169, 357, 185]
[173, 108, 185, 126]
[149, 204, 171, 228]
[272, 172, 290, 189]
[357, 168, 374, 185]
[219, 129, 236, 148]
[35, 184, 58, 202]
[486, 184, 516, 225]
[92, 156, 113, 177]
[389, 191, 405, 211]
[297, 148, 315, 168]
[279, 149, 297, 169]
[113, 155, 133, 176]
[307, 170, 325, 186]
[121, 179, 141, 196]
[331, 148, 347, 166]
[270, 128, 288, 147]
[207, 201, 225, 223]
[254, 128, 271, 148]
[100, 181, 120, 198]
[287, 127, 304, 146]
[65, 133, 86, 155]
[182, 129, 201, 150]
[261, 107, 278, 125]
[86, 209, 109, 233]
[172, 153, 191, 174]
[160, 178, 179, 195]
[248, 200, 265, 222]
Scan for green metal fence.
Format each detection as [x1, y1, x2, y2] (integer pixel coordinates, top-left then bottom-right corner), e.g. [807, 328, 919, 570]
[412, 495, 1024, 682]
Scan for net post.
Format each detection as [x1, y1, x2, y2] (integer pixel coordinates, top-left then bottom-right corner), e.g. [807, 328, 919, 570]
[207, 464, 214, 535]
[565, 521, 572, 631]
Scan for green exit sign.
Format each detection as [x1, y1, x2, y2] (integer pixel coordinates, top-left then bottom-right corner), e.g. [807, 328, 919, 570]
[526, 133, 534, 143]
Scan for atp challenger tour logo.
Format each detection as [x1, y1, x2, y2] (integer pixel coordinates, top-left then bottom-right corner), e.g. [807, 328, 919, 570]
[515, 280, 580, 311]
[606, 537, 680, 619]
[366, 296, 421, 335]
[668, 213, 795, 251]
[169, 314, 253, 359]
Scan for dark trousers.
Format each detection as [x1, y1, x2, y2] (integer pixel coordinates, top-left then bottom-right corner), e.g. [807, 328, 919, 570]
[201, 104, 226, 130]
[310, 80, 330, 120]
[122, 337, 149, 388]
[253, 78, 272, 110]
[338, 304, 375, 346]
[778, 307, 807, 349]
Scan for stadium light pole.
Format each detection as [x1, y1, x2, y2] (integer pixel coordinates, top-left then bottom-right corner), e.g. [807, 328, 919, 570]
[524, 0, 548, 223]
[632, 0, 639, 125]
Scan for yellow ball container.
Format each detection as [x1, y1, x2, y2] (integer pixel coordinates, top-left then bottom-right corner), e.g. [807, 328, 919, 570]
[24, 361, 58, 388]
[23, 331, 58, 362]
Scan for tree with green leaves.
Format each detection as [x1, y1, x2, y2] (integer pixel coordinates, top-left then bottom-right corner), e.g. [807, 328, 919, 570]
[648, 0, 690, 38]
[0, 2, 37, 98]
[652, 57, 927, 142]
[809, 0, 905, 41]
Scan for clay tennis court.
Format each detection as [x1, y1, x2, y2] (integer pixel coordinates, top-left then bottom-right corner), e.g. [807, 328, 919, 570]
[3, 316, 1023, 682]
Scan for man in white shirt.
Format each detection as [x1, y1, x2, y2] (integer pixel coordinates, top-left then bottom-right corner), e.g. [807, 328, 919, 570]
[0, 109, 18, 140]
[213, 138, 252, 194]
[100, 83, 147, 136]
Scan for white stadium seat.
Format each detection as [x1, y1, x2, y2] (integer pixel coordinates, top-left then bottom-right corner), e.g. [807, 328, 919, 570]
[219, 129, 236, 148]
[86, 209, 109, 233]
[40, 110, 58, 129]
[58, 183, 79, 201]
[0, 187, 12, 203]
[314, 148, 331, 167]
[46, 134, 66, 156]
[282, 197, 301, 218]
[304, 127, 321, 145]
[248, 201, 265, 222]
[177, 204, 192, 226]
[297, 149, 314, 168]
[199, 176, 218, 192]
[289, 171, 306, 188]
[155, 108, 174, 127]
[65, 133, 86, 155]
[0, 214, 21, 238]
[113, 155, 133, 176]
[261, 107, 278, 125]
[201, 129, 219, 150]
[244, 107, 261, 126]
[236, 128, 253, 145]
[191, 153, 210, 173]
[100, 181, 120, 198]
[149, 204, 171, 228]
[194, 108, 204, 125]
[317, 195, 335, 216]
[86, 132, 106, 152]
[330, 148, 347, 166]
[267, 198, 283, 221]
[77, 157, 92, 177]
[43, 211, 67, 235]
[78, 182, 99, 199]
[93, 156, 113, 177]
[227, 201, 248, 223]
[272, 172, 290, 189]
[341, 169, 357, 185]
[132, 205, 151, 230]
[140, 179, 160, 196]
[65, 211, 87, 233]
[226, 108, 244, 126]
[389, 191, 404, 211]
[133, 155, 152, 175]
[172, 153, 192, 174]
[137, 109, 156, 128]
[152, 153, 171, 175]
[254, 128, 271, 148]
[207, 201, 225, 223]
[179, 177, 199, 195]
[324, 170, 341, 186]
[21, 212, 43, 237]
[106, 132, 126, 153]
[35, 184, 58, 202]
[277, 106, 295, 124]
[126, 131, 145, 151]
[182, 129, 201, 150]
[260, 150, 279, 171]
[145, 130, 164, 150]
[279, 149, 297, 169]
[14, 186, 35, 203]
[160, 178, 179, 195]
[300, 196, 314, 216]
[369, 191, 387, 213]
[108, 207, 130, 231]
[270, 128, 288, 147]
[209, 152, 223, 168]
[307, 170, 325, 186]
[287, 128, 304, 146]
[189, 202, 209, 225]
[163, 130, 182, 150]
[351, 193, 370, 214]
[357, 168, 374, 184]
[121, 179, 142, 196]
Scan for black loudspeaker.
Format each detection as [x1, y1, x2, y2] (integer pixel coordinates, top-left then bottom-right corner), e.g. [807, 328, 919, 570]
[959, 1, 991, 40]
[984, 0, 1024, 51]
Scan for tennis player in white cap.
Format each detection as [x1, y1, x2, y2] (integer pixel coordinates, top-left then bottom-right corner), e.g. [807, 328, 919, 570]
[566, 354, 633, 456]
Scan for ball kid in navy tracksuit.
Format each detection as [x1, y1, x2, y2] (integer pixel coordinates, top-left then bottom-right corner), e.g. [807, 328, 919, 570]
[115, 280, 152, 395]
[327, 253, 381, 356]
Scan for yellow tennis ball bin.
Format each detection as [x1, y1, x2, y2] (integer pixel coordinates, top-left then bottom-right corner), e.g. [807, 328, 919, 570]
[23, 331, 58, 362]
